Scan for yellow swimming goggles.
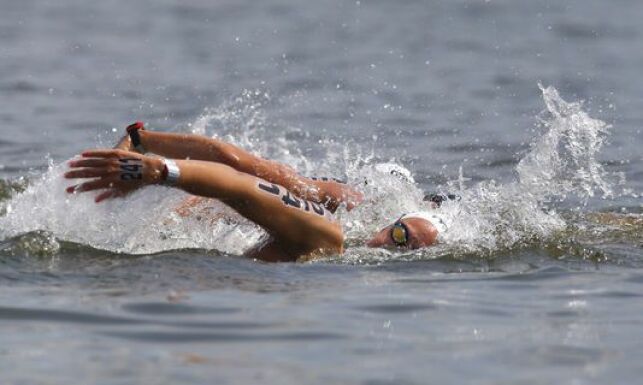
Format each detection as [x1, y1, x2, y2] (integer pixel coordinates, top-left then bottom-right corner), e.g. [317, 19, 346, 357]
[390, 219, 410, 247]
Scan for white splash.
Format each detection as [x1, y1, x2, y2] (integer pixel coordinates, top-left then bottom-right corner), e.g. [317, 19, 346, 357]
[423, 85, 618, 253]
[0, 86, 625, 259]
[517, 84, 617, 200]
[342, 85, 623, 259]
[0, 161, 264, 255]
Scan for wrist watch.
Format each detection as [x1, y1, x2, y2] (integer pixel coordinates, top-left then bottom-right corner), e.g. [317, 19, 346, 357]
[161, 158, 180, 186]
[126, 121, 146, 153]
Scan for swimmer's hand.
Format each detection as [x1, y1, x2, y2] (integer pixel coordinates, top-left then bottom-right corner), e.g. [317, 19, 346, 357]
[64, 149, 164, 203]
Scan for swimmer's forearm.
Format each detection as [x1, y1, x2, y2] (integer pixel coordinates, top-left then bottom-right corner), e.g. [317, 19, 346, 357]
[135, 130, 358, 211]
[164, 160, 314, 232]
[168, 160, 244, 201]
[170, 160, 315, 205]
[139, 131, 245, 168]
[138, 131, 321, 198]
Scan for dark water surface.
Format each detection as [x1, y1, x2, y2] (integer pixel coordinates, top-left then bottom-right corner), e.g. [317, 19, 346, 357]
[0, 0, 642, 384]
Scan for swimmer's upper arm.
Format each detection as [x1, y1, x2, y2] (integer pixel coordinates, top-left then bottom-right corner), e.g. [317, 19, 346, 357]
[173, 160, 344, 255]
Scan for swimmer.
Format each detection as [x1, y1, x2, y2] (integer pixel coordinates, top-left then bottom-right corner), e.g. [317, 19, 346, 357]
[65, 122, 445, 261]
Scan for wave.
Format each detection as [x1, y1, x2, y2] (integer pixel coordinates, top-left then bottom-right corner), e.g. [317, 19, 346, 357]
[0, 85, 637, 263]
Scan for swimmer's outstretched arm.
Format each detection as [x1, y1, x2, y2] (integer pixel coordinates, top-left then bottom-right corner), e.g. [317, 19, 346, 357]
[65, 149, 344, 262]
[115, 128, 362, 212]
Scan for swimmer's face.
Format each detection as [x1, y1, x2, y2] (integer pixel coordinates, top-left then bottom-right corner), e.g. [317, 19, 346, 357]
[366, 217, 439, 249]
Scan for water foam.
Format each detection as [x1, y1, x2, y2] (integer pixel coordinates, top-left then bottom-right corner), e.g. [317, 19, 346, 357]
[0, 86, 625, 260]
[0, 92, 280, 255]
[441, 85, 620, 252]
[0, 161, 263, 255]
[341, 85, 623, 260]
[517, 85, 618, 200]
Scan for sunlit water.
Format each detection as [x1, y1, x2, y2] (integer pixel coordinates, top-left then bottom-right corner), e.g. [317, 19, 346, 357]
[1, 0, 642, 384]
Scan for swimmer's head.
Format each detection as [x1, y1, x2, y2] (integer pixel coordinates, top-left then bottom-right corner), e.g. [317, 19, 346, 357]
[366, 212, 441, 249]
[424, 193, 461, 208]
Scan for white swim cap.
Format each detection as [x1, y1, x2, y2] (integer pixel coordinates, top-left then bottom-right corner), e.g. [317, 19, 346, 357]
[400, 211, 448, 234]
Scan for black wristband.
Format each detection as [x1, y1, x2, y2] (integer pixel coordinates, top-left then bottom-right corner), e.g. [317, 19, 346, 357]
[126, 121, 146, 153]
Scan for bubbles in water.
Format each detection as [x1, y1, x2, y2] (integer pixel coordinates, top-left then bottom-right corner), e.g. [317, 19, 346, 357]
[428, 85, 623, 254]
[0, 230, 60, 258]
[187, 89, 313, 173]
[343, 84, 625, 258]
[0, 86, 627, 261]
[517, 84, 618, 200]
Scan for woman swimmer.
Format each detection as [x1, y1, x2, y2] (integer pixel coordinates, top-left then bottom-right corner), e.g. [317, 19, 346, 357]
[64, 122, 443, 261]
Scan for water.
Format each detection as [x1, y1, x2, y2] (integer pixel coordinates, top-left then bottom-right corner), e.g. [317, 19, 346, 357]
[1, 0, 642, 384]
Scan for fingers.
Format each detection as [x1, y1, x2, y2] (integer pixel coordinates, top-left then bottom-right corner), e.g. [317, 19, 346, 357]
[95, 189, 123, 203]
[65, 157, 116, 179]
[64, 149, 145, 201]
[68, 158, 111, 168]
[95, 190, 114, 203]
[65, 157, 121, 180]
[80, 149, 130, 159]
[66, 178, 114, 194]
[66, 184, 131, 203]
[66, 186, 126, 203]
[64, 168, 111, 179]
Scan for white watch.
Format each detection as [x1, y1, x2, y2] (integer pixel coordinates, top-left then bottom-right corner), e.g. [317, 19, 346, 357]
[162, 158, 180, 186]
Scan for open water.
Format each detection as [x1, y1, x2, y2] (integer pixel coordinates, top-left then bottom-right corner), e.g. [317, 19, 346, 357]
[0, 0, 642, 384]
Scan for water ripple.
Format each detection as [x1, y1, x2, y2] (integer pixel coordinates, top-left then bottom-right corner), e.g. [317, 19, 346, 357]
[101, 330, 344, 343]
